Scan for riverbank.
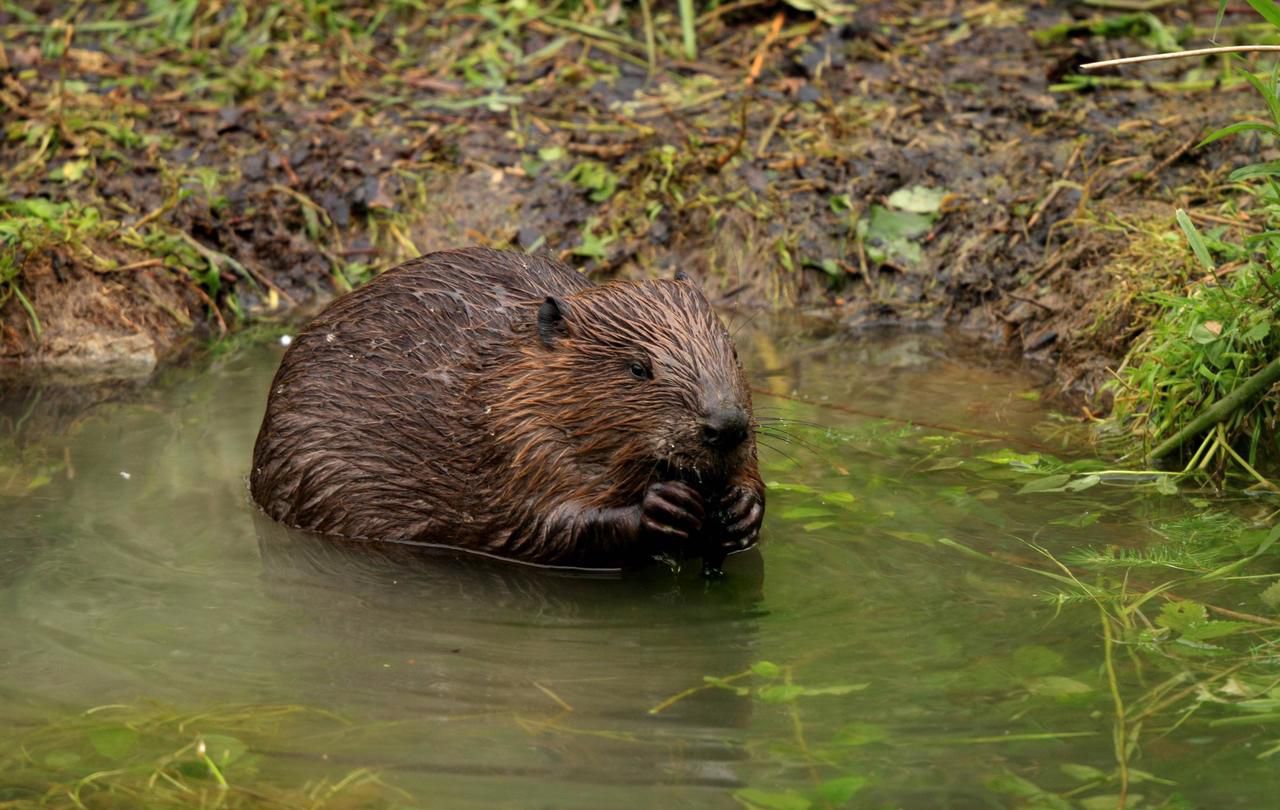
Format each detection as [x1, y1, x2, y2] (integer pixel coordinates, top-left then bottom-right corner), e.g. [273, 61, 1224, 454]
[0, 1, 1259, 403]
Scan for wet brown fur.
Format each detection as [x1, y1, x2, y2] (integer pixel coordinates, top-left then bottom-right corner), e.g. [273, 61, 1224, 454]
[250, 247, 763, 567]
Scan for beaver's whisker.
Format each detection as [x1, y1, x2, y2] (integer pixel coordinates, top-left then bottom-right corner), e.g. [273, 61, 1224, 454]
[755, 439, 800, 467]
[757, 428, 822, 455]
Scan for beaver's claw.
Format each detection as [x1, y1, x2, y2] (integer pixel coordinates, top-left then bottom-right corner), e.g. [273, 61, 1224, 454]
[640, 480, 705, 542]
[715, 485, 764, 550]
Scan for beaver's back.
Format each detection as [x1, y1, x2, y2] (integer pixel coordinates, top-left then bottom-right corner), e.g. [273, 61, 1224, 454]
[250, 248, 590, 540]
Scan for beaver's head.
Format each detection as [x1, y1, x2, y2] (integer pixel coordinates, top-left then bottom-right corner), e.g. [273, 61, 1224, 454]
[494, 276, 755, 501]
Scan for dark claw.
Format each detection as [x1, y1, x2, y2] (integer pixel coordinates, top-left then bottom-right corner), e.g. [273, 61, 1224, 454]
[716, 485, 763, 549]
[641, 481, 704, 544]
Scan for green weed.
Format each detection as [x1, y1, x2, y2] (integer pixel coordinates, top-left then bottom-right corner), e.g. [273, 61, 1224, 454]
[0, 702, 410, 809]
[1102, 17, 1280, 485]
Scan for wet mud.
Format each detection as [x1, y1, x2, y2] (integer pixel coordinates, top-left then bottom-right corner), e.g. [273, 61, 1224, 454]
[0, 1, 1257, 401]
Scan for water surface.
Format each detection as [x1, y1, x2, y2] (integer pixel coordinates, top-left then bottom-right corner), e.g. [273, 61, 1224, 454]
[1, 327, 1273, 809]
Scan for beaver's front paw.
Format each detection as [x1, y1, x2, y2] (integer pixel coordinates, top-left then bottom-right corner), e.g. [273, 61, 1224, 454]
[640, 481, 704, 543]
[715, 485, 764, 550]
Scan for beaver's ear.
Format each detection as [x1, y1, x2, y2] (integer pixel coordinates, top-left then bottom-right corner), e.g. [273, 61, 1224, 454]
[537, 296, 570, 348]
[674, 270, 690, 282]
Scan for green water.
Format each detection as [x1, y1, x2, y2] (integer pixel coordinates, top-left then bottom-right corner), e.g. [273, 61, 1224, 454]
[1, 330, 1275, 809]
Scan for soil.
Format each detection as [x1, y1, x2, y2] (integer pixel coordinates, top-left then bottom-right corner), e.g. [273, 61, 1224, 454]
[0, 1, 1261, 403]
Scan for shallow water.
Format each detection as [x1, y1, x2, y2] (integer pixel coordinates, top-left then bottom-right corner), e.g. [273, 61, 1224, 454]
[1, 327, 1275, 809]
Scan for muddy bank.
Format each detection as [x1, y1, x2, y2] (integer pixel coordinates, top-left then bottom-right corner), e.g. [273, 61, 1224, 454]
[0, 1, 1256, 400]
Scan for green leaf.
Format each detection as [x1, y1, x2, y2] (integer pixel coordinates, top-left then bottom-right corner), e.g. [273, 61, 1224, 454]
[1236, 57, 1280, 130]
[778, 505, 835, 520]
[799, 683, 870, 697]
[1181, 621, 1250, 641]
[1190, 322, 1222, 345]
[1243, 321, 1271, 342]
[751, 661, 781, 679]
[1025, 676, 1094, 697]
[199, 734, 247, 767]
[808, 257, 843, 278]
[802, 521, 836, 532]
[43, 750, 82, 769]
[50, 159, 90, 182]
[1018, 474, 1072, 494]
[88, 727, 139, 761]
[765, 481, 816, 494]
[11, 197, 67, 221]
[1176, 208, 1216, 272]
[886, 185, 946, 214]
[1060, 763, 1106, 782]
[1158, 601, 1207, 633]
[1261, 580, 1280, 609]
[1012, 645, 1064, 677]
[1080, 796, 1143, 810]
[1254, 523, 1280, 555]
[1050, 512, 1100, 528]
[1245, 0, 1280, 31]
[733, 788, 812, 810]
[985, 773, 1047, 798]
[833, 723, 887, 746]
[563, 160, 618, 202]
[814, 776, 868, 804]
[757, 685, 807, 703]
[1064, 474, 1101, 492]
[752, 680, 803, 701]
[1229, 160, 1280, 182]
[856, 205, 932, 266]
[1198, 120, 1280, 148]
[977, 449, 1041, 467]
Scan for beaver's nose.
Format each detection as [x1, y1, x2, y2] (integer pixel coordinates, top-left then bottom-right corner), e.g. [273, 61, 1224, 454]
[701, 405, 749, 450]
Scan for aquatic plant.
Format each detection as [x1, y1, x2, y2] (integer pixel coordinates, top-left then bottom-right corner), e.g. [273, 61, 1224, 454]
[0, 702, 410, 808]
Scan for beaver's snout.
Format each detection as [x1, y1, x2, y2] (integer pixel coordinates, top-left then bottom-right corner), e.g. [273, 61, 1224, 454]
[700, 403, 750, 451]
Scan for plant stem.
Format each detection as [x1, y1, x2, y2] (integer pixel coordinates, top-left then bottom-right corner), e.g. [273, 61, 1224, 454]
[638, 0, 656, 74]
[1149, 355, 1280, 462]
[1082, 44, 1280, 71]
[678, 0, 697, 59]
[1100, 606, 1129, 809]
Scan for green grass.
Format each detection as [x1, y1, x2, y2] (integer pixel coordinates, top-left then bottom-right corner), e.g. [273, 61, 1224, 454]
[1100, 51, 1280, 486]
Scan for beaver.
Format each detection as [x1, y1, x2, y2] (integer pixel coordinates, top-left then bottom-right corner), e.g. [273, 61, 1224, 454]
[249, 247, 764, 572]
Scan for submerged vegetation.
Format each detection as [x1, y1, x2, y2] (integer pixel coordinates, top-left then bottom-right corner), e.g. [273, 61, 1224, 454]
[2, 2, 1280, 807]
[745, 409, 1280, 809]
[0, 703, 411, 808]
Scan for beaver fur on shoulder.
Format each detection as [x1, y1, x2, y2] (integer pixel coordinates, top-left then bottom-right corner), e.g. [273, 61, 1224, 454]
[249, 247, 764, 569]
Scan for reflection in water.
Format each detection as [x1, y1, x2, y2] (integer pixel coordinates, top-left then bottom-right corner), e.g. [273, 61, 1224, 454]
[0, 328, 1275, 807]
[248, 518, 765, 800]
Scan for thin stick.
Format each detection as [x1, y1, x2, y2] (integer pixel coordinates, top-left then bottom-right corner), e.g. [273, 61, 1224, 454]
[745, 13, 784, 86]
[1082, 45, 1280, 71]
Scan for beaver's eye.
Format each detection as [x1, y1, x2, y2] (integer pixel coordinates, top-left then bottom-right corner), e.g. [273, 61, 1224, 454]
[629, 361, 652, 380]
